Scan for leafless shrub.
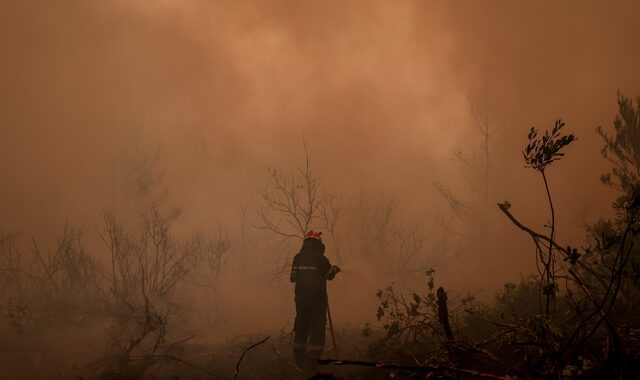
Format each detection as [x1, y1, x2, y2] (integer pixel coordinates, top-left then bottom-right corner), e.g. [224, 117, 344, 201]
[0, 226, 102, 332]
[343, 194, 439, 282]
[187, 226, 231, 326]
[98, 203, 196, 379]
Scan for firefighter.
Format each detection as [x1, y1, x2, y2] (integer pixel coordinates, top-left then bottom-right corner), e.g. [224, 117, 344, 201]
[290, 229, 340, 372]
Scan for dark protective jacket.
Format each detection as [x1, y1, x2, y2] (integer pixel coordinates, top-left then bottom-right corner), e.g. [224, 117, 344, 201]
[290, 238, 336, 300]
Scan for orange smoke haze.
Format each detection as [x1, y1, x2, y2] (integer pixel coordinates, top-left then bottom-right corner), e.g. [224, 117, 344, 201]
[1, 0, 640, 332]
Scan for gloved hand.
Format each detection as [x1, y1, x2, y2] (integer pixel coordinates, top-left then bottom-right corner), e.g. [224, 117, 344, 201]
[326, 265, 341, 279]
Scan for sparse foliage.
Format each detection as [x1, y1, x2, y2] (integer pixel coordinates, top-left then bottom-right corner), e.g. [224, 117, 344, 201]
[597, 93, 640, 194]
[371, 270, 442, 361]
[523, 119, 576, 172]
[522, 119, 576, 316]
[366, 104, 640, 378]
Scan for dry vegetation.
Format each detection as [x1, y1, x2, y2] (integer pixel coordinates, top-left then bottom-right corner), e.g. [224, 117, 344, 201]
[2, 95, 640, 379]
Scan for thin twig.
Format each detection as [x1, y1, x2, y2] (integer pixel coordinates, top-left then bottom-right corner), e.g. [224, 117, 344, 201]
[498, 203, 607, 288]
[233, 336, 270, 380]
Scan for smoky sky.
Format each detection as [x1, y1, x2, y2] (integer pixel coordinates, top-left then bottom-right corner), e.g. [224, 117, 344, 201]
[1, 0, 640, 289]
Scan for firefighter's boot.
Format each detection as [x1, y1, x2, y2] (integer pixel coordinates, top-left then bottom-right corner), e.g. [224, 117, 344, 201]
[306, 345, 323, 374]
[293, 343, 308, 372]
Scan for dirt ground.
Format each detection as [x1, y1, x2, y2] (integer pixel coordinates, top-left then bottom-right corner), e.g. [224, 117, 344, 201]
[0, 323, 392, 380]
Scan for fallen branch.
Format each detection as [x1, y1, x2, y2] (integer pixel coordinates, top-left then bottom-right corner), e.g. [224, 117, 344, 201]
[233, 335, 270, 380]
[318, 358, 506, 379]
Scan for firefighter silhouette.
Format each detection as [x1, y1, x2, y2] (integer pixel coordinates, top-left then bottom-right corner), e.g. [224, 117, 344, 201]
[290, 229, 340, 372]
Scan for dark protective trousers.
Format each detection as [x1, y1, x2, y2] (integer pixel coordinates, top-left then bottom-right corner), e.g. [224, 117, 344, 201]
[293, 296, 327, 370]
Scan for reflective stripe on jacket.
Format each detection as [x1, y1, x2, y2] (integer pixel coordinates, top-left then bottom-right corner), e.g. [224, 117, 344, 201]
[290, 238, 332, 299]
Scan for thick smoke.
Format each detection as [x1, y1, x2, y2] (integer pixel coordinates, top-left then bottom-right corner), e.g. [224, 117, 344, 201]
[1, 0, 639, 369]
